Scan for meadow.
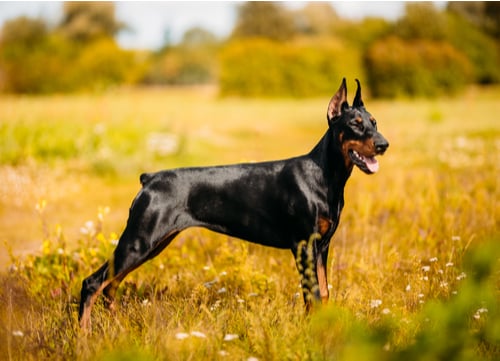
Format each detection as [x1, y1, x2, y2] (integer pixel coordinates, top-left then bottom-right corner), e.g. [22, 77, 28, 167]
[0, 85, 499, 360]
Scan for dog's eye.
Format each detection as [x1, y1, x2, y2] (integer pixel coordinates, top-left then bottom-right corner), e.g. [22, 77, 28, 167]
[351, 120, 364, 132]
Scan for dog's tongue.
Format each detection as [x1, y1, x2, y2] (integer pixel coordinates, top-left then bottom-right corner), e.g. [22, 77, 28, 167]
[365, 156, 379, 173]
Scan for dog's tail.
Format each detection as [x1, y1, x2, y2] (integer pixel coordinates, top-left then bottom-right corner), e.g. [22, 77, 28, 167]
[140, 172, 154, 186]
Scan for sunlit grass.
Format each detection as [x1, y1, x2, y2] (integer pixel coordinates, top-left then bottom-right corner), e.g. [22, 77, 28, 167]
[0, 85, 499, 360]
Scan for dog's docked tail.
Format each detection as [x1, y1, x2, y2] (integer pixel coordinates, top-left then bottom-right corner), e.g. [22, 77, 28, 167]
[140, 172, 154, 186]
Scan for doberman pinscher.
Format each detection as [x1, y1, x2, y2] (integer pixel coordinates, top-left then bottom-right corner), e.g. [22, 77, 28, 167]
[79, 78, 388, 328]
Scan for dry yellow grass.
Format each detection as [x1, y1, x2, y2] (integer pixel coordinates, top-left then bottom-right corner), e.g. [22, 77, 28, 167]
[0, 85, 499, 360]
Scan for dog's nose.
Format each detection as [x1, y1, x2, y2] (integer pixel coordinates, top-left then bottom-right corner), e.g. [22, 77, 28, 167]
[375, 140, 389, 154]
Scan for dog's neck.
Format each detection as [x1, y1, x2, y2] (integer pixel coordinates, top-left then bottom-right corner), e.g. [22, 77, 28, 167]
[309, 127, 353, 186]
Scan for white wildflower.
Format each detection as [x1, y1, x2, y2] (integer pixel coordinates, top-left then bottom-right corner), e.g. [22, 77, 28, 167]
[204, 278, 218, 289]
[80, 221, 95, 236]
[422, 266, 431, 272]
[405, 284, 411, 292]
[382, 308, 391, 315]
[210, 300, 221, 311]
[175, 332, 190, 340]
[370, 299, 382, 308]
[445, 262, 454, 268]
[12, 330, 24, 337]
[474, 307, 488, 319]
[429, 257, 438, 263]
[457, 272, 467, 281]
[223, 334, 239, 341]
[217, 287, 227, 294]
[190, 331, 207, 338]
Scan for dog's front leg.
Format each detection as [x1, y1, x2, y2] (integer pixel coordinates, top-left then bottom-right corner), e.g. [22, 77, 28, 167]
[316, 246, 330, 304]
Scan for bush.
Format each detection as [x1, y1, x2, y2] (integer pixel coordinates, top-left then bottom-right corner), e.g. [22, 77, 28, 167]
[365, 36, 472, 98]
[70, 38, 142, 91]
[0, 33, 77, 93]
[142, 45, 218, 86]
[0, 14, 146, 94]
[219, 38, 363, 97]
[445, 13, 500, 84]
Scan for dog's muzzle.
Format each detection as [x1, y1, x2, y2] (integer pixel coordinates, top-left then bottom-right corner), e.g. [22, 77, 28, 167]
[374, 133, 389, 156]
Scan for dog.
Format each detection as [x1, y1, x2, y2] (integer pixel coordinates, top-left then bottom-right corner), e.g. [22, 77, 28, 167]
[79, 78, 389, 328]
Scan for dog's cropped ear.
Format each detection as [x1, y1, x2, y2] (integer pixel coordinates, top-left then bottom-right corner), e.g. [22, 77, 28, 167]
[327, 78, 348, 125]
[353, 79, 364, 108]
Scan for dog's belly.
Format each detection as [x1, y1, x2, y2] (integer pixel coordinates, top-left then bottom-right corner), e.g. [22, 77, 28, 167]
[187, 189, 298, 249]
[200, 222, 292, 249]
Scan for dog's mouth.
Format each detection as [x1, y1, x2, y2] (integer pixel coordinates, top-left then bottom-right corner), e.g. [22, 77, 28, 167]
[349, 150, 379, 174]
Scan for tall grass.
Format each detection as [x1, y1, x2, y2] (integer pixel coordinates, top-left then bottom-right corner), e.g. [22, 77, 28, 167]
[0, 86, 499, 360]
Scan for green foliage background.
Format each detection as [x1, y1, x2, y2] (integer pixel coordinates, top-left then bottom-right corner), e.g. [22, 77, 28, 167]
[219, 38, 363, 97]
[0, 2, 499, 97]
[365, 37, 472, 98]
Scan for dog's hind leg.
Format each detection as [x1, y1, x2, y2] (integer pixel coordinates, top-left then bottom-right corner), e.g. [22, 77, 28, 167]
[102, 230, 179, 311]
[79, 225, 179, 329]
[79, 261, 113, 329]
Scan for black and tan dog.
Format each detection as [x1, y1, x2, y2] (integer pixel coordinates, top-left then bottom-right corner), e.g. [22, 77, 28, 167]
[79, 78, 388, 328]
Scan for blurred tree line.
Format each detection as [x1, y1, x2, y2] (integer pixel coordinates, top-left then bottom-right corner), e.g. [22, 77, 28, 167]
[0, 1, 499, 97]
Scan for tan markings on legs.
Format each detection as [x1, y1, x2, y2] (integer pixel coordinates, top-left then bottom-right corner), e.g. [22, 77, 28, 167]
[316, 217, 332, 304]
[318, 216, 333, 237]
[103, 278, 122, 312]
[316, 257, 329, 304]
[81, 230, 180, 330]
[79, 279, 113, 331]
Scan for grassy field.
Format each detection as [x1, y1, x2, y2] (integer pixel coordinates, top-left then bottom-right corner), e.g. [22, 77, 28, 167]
[0, 85, 499, 360]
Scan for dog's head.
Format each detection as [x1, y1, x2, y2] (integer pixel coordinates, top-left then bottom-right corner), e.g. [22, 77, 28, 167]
[327, 78, 389, 174]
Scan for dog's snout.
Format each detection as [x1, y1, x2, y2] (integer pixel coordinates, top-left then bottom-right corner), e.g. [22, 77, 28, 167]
[375, 138, 389, 154]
